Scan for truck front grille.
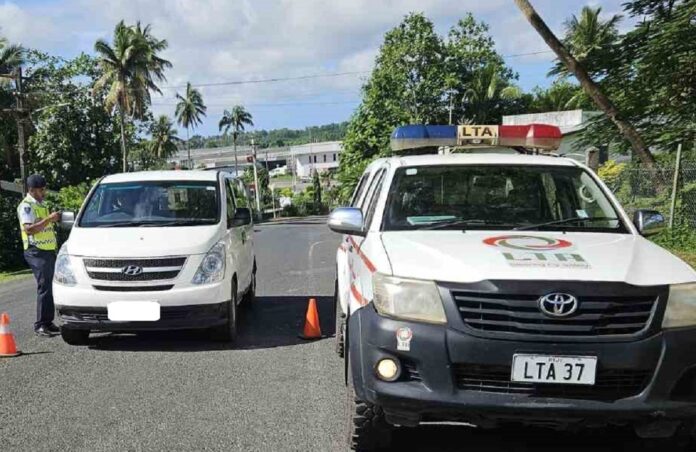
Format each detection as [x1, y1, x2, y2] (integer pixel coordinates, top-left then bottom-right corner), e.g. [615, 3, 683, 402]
[84, 257, 186, 282]
[452, 291, 657, 338]
[453, 364, 651, 401]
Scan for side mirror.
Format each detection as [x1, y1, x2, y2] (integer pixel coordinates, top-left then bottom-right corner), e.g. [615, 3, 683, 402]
[60, 211, 75, 230]
[633, 209, 666, 236]
[327, 207, 366, 236]
[231, 207, 252, 227]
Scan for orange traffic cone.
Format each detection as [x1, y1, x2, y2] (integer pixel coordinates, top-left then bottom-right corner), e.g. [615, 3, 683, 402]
[299, 298, 322, 340]
[0, 312, 21, 357]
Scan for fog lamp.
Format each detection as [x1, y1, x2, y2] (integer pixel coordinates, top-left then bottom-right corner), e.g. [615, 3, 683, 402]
[375, 358, 400, 382]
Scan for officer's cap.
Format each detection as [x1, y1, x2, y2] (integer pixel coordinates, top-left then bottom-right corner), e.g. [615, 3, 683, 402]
[26, 174, 47, 189]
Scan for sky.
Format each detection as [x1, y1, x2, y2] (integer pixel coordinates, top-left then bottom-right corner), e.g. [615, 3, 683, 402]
[0, 0, 633, 137]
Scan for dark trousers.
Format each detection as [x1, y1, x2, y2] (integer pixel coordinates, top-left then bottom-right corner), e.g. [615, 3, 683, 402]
[24, 248, 56, 330]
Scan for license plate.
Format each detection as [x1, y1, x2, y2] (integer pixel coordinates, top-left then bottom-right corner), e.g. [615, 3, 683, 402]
[511, 354, 597, 385]
[107, 301, 161, 321]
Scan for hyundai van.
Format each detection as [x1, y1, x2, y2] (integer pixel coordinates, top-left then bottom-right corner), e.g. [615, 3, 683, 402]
[53, 170, 256, 345]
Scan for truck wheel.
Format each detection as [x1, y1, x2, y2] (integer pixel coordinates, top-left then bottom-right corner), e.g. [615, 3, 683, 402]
[346, 352, 392, 451]
[210, 280, 238, 343]
[335, 279, 345, 358]
[60, 327, 90, 346]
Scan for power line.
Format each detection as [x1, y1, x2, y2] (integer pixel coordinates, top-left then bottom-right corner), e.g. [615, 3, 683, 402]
[502, 50, 554, 58]
[152, 99, 360, 108]
[161, 71, 369, 90]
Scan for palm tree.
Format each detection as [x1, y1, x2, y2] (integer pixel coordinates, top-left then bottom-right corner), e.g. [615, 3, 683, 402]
[175, 82, 206, 169]
[94, 20, 172, 172]
[462, 64, 521, 123]
[514, 0, 656, 168]
[218, 105, 254, 176]
[150, 115, 181, 159]
[0, 36, 23, 77]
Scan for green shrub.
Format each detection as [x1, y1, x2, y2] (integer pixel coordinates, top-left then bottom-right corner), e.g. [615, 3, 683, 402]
[0, 191, 26, 271]
[45, 182, 92, 212]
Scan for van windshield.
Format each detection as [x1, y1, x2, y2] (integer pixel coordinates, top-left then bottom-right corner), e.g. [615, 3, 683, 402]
[79, 181, 220, 228]
[382, 165, 627, 233]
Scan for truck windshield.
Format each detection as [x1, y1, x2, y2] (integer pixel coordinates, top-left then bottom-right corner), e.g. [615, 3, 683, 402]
[79, 181, 220, 228]
[382, 165, 626, 233]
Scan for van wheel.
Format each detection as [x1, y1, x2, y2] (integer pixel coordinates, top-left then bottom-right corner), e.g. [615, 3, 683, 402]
[210, 280, 238, 343]
[243, 266, 256, 307]
[335, 279, 345, 358]
[346, 352, 392, 451]
[60, 327, 90, 346]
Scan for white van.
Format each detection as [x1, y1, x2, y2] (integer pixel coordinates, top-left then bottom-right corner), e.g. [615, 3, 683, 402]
[53, 170, 256, 345]
[329, 124, 696, 450]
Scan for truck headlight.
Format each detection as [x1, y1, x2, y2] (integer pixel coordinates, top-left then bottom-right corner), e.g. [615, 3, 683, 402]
[663, 283, 696, 329]
[372, 273, 446, 324]
[54, 253, 77, 286]
[192, 242, 226, 285]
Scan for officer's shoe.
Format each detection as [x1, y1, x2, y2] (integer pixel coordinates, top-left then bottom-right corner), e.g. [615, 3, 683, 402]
[45, 323, 60, 334]
[35, 325, 58, 337]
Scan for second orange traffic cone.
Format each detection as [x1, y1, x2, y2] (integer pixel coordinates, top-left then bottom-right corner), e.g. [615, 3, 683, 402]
[299, 298, 322, 340]
[0, 312, 21, 357]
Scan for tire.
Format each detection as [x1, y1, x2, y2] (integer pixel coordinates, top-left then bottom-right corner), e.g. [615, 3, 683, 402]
[60, 327, 90, 346]
[335, 279, 345, 358]
[210, 279, 238, 343]
[346, 351, 392, 451]
[243, 265, 256, 308]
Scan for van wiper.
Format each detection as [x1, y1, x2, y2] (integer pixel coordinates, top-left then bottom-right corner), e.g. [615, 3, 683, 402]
[513, 216, 619, 231]
[141, 219, 215, 226]
[420, 219, 506, 230]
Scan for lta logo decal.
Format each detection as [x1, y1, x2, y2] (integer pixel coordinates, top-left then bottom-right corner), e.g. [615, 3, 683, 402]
[483, 235, 573, 251]
[483, 235, 589, 269]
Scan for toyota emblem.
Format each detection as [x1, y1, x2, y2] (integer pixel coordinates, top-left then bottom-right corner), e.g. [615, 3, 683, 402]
[122, 265, 144, 276]
[538, 293, 578, 318]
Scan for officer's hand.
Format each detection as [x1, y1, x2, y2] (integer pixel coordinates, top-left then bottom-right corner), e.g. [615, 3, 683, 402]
[49, 212, 61, 223]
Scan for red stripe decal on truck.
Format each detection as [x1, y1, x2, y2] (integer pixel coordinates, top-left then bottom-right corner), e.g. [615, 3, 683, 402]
[348, 237, 376, 273]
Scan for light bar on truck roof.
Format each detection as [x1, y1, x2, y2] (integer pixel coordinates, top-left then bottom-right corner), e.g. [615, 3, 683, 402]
[390, 123, 562, 152]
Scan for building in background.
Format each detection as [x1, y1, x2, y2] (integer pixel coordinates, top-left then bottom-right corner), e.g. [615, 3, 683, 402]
[290, 141, 343, 179]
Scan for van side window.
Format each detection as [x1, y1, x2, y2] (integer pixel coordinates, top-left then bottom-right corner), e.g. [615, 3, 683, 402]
[234, 180, 251, 209]
[225, 180, 236, 226]
[358, 168, 385, 213]
[363, 169, 386, 229]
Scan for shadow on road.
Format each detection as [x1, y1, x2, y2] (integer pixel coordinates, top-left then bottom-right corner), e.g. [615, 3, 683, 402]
[388, 424, 693, 452]
[86, 295, 335, 352]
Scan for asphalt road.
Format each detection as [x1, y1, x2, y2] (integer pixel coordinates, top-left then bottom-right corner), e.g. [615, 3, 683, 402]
[0, 217, 692, 451]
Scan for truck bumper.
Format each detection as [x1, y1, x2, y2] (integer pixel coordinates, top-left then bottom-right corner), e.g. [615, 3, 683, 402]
[349, 305, 696, 428]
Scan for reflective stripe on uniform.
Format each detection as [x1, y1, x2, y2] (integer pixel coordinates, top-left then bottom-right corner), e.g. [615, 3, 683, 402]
[17, 196, 57, 251]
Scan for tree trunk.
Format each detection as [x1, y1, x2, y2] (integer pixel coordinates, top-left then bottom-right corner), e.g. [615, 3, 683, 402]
[186, 127, 191, 169]
[118, 106, 128, 173]
[514, 0, 657, 168]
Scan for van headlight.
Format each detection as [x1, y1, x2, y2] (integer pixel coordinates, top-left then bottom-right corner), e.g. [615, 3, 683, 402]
[192, 242, 226, 285]
[54, 252, 77, 286]
[662, 283, 696, 329]
[372, 273, 446, 324]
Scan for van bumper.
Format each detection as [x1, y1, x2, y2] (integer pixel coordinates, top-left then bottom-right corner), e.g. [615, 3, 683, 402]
[54, 281, 229, 331]
[349, 305, 696, 428]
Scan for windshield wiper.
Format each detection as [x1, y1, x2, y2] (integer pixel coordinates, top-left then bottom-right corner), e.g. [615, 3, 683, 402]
[419, 219, 507, 230]
[140, 219, 215, 227]
[513, 216, 619, 231]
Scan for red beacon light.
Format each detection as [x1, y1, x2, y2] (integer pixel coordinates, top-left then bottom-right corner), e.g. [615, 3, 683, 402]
[457, 124, 562, 151]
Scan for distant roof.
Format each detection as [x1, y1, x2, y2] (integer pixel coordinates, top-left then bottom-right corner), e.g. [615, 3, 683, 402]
[503, 110, 600, 135]
[289, 141, 342, 155]
[102, 170, 219, 183]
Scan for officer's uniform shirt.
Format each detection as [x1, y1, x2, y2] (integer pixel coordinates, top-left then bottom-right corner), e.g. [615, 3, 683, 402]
[18, 194, 38, 226]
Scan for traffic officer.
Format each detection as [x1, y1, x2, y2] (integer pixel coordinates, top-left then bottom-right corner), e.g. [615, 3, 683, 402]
[17, 174, 62, 337]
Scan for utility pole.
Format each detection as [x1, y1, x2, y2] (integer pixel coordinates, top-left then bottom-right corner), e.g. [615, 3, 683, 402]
[251, 139, 261, 218]
[669, 143, 683, 229]
[14, 67, 27, 194]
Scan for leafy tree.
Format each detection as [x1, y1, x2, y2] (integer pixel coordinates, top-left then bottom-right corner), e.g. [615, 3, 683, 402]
[463, 64, 522, 123]
[150, 115, 180, 158]
[94, 20, 171, 172]
[218, 105, 253, 176]
[0, 36, 23, 76]
[312, 170, 322, 208]
[530, 80, 590, 112]
[175, 82, 206, 168]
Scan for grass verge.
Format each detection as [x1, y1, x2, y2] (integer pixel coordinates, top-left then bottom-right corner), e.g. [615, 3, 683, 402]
[674, 251, 696, 270]
[0, 269, 31, 284]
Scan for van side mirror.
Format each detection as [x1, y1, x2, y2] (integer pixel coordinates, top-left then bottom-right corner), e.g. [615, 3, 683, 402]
[60, 211, 75, 230]
[231, 207, 252, 227]
[633, 209, 666, 236]
[328, 207, 366, 236]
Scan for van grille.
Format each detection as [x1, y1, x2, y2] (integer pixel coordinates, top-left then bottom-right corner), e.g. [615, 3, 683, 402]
[452, 291, 657, 337]
[84, 257, 186, 282]
[453, 364, 651, 401]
